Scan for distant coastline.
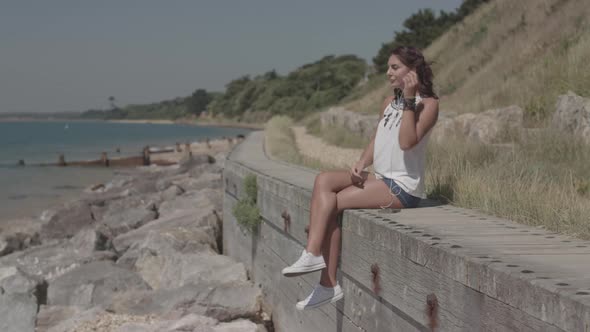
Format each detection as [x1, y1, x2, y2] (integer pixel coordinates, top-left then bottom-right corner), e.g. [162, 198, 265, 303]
[0, 117, 265, 130]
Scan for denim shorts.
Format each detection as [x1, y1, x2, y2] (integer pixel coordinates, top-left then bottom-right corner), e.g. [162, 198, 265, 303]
[380, 177, 421, 208]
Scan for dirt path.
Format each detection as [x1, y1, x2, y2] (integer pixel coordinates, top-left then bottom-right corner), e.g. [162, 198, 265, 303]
[292, 126, 374, 172]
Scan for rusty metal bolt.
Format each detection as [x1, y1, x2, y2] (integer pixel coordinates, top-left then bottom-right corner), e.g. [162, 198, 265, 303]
[426, 293, 439, 331]
[371, 263, 381, 295]
[281, 210, 291, 233]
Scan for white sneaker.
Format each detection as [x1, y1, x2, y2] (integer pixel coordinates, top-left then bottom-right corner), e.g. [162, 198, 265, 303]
[296, 283, 343, 310]
[281, 249, 326, 277]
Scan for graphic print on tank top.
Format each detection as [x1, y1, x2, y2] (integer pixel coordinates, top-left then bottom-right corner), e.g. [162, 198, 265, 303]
[383, 97, 405, 130]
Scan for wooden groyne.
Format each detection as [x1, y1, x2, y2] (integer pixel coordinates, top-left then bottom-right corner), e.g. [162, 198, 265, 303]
[16, 135, 247, 168]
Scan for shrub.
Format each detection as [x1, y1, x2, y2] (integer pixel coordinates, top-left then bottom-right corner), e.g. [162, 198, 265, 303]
[232, 174, 261, 232]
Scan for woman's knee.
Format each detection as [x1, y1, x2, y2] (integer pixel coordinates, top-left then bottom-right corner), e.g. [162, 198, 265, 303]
[313, 171, 342, 192]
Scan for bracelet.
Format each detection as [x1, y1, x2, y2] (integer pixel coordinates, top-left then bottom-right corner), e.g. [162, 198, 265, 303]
[402, 98, 417, 112]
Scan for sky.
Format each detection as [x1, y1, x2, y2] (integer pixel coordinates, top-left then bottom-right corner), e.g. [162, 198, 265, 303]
[0, 1, 463, 113]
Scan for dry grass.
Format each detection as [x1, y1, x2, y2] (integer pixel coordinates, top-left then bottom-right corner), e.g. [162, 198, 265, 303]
[264, 116, 324, 170]
[426, 130, 590, 239]
[426, 0, 590, 121]
[341, 0, 590, 124]
[302, 113, 369, 149]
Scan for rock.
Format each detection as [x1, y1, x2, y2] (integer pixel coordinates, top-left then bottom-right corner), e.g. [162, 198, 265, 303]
[114, 314, 217, 332]
[445, 105, 524, 144]
[176, 172, 222, 192]
[160, 184, 185, 201]
[133, 252, 247, 290]
[320, 106, 379, 140]
[158, 188, 222, 218]
[116, 226, 218, 269]
[47, 261, 151, 308]
[456, 113, 501, 144]
[99, 202, 159, 237]
[108, 282, 262, 322]
[40, 200, 94, 241]
[36, 305, 85, 332]
[112, 208, 220, 255]
[155, 173, 189, 192]
[213, 152, 227, 168]
[188, 162, 222, 179]
[0, 266, 44, 296]
[0, 218, 42, 256]
[552, 91, 590, 144]
[0, 292, 38, 332]
[0, 240, 116, 282]
[176, 154, 216, 174]
[213, 319, 267, 332]
[45, 307, 107, 332]
[69, 228, 111, 254]
[430, 113, 458, 144]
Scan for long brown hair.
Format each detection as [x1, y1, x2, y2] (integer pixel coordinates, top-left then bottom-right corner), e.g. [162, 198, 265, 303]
[391, 46, 438, 99]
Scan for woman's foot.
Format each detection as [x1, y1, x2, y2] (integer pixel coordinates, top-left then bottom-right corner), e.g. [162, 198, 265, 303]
[281, 249, 326, 277]
[296, 283, 343, 310]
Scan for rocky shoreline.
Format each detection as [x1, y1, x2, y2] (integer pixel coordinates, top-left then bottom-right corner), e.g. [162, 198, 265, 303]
[0, 146, 272, 331]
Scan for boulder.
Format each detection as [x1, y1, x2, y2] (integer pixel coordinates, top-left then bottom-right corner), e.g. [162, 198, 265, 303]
[45, 307, 106, 332]
[187, 162, 222, 179]
[36, 305, 85, 332]
[0, 266, 44, 296]
[99, 199, 159, 237]
[116, 226, 218, 269]
[108, 282, 262, 322]
[69, 227, 111, 254]
[0, 240, 116, 282]
[175, 172, 222, 192]
[114, 314, 217, 332]
[40, 200, 95, 241]
[112, 208, 220, 255]
[430, 113, 458, 144]
[435, 105, 524, 144]
[552, 91, 590, 144]
[160, 184, 185, 201]
[158, 188, 222, 218]
[320, 106, 379, 140]
[47, 261, 151, 308]
[213, 319, 267, 332]
[0, 218, 42, 257]
[0, 291, 38, 332]
[133, 251, 247, 290]
[176, 154, 216, 174]
[155, 173, 190, 192]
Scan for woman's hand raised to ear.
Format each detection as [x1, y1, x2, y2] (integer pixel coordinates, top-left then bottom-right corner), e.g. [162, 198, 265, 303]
[402, 70, 419, 98]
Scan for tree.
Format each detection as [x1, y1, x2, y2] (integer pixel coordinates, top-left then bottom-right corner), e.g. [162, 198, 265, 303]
[108, 96, 117, 110]
[187, 89, 212, 116]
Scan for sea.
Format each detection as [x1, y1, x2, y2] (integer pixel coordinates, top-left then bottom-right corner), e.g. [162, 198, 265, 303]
[0, 120, 251, 222]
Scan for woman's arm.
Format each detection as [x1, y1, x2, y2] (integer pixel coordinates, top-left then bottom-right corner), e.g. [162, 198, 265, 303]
[398, 97, 439, 151]
[398, 70, 439, 150]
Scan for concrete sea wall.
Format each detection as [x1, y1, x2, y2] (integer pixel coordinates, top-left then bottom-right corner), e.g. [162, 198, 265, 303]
[223, 131, 590, 332]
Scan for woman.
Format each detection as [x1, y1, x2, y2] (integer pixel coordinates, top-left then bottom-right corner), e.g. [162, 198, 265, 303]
[281, 46, 439, 310]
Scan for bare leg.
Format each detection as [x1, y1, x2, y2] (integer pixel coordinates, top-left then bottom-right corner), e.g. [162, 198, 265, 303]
[319, 211, 341, 287]
[315, 172, 404, 287]
[305, 171, 353, 256]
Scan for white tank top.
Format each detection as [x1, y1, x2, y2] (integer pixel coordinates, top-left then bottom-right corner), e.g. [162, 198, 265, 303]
[373, 95, 430, 198]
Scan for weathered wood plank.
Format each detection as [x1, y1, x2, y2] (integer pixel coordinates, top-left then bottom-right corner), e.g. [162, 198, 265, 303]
[341, 228, 565, 332]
